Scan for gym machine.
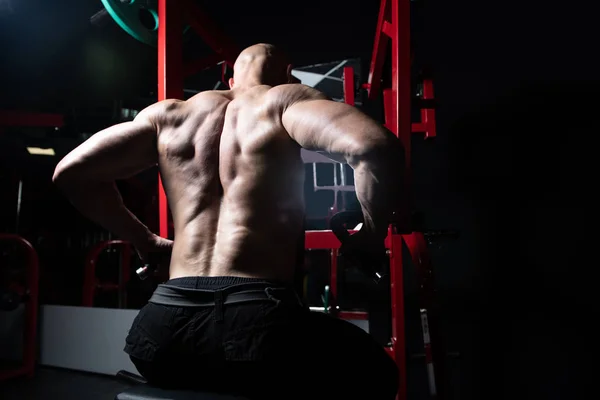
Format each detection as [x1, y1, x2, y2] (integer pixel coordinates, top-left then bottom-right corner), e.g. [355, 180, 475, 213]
[0, 110, 59, 382]
[0, 234, 39, 382]
[85, 0, 450, 399]
[81, 240, 133, 308]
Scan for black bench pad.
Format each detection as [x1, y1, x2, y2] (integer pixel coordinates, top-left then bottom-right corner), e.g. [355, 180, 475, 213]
[115, 385, 251, 400]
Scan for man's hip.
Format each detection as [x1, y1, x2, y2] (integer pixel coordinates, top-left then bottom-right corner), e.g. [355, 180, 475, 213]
[124, 276, 305, 365]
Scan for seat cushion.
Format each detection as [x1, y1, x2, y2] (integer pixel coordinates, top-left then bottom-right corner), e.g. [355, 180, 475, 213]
[115, 385, 251, 400]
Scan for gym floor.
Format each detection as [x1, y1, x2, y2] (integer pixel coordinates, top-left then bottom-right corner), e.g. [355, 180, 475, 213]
[0, 367, 134, 400]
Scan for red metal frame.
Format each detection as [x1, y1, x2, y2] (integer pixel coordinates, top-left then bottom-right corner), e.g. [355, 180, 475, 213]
[411, 79, 437, 139]
[388, 230, 407, 398]
[343, 66, 355, 106]
[367, 0, 412, 170]
[81, 240, 132, 307]
[157, 0, 183, 238]
[0, 234, 39, 381]
[366, 1, 441, 399]
[305, 229, 408, 397]
[403, 231, 445, 398]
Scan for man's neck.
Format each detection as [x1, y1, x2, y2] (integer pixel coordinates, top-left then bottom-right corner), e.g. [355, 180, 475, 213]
[234, 75, 266, 91]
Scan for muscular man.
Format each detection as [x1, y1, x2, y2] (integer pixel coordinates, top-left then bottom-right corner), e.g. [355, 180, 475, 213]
[53, 44, 404, 399]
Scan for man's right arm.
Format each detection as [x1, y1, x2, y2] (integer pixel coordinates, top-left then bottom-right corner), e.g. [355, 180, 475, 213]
[276, 85, 406, 240]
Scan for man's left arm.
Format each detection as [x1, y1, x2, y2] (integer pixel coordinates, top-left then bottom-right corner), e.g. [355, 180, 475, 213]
[52, 108, 160, 252]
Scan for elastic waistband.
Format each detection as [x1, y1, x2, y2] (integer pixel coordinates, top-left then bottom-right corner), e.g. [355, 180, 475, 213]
[149, 279, 302, 309]
[165, 276, 289, 290]
[150, 285, 269, 308]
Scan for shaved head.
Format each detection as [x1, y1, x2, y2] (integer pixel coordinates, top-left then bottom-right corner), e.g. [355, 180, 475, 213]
[230, 43, 291, 89]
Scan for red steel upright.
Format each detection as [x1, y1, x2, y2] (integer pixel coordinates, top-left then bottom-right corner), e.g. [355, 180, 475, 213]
[343, 66, 355, 106]
[365, 2, 413, 399]
[366, 1, 441, 399]
[157, 0, 183, 238]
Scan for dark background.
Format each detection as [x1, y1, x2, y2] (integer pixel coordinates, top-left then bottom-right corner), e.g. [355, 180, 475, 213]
[0, 0, 596, 399]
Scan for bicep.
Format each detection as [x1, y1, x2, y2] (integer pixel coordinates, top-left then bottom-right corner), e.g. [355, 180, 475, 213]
[54, 118, 158, 182]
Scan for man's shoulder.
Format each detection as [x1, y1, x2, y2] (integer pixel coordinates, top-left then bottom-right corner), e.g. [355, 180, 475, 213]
[137, 99, 182, 119]
[140, 90, 232, 116]
[167, 91, 232, 118]
[265, 84, 329, 110]
[187, 90, 233, 107]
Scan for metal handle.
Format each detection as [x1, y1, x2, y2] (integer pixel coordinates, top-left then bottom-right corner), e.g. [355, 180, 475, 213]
[329, 210, 363, 244]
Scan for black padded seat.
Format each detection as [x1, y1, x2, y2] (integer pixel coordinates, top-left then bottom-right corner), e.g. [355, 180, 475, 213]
[115, 385, 251, 400]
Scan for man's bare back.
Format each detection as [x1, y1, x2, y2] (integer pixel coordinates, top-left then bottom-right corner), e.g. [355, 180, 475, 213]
[157, 86, 306, 282]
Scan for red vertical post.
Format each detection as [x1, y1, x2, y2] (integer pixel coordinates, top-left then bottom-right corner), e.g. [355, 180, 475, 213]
[421, 79, 437, 139]
[404, 232, 445, 399]
[343, 66, 355, 106]
[366, 0, 390, 100]
[157, 0, 183, 238]
[389, 230, 406, 400]
[392, 0, 412, 175]
[367, 1, 441, 398]
[330, 249, 338, 299]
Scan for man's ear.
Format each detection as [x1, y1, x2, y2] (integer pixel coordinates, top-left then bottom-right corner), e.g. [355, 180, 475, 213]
[287, 64, 300, 84]
[228, 77, 235, 89]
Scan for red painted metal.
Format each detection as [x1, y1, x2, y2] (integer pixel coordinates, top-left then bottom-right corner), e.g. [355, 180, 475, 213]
[366, 0, 391, 100]
[343, 66, 355, 106]
[330, 249, 338, 299]
[385, 346, 394, 358]
[411, 79, 437, 138]
[390, 231, 407, 399]
[420, 80, 436, 138]
[403, 231, 445, 397]
[81, 240, 132, 307]
[0, 234, 39, 381]
[369, 0, 438, 182]
[305, 230, 392, 250]
[338, 311, 368, 320]
[383, 89, 398, 134]
[157, 0, 183, 239]
[420, 308, 437, 398]
[0, 111, 64, 128]
[306, 230, 341, 249]
[392, 0, 412, 168]
[366, 1, 443, 398]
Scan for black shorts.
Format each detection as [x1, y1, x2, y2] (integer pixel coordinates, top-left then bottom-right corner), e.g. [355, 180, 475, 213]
[125, 276, 398, 400]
